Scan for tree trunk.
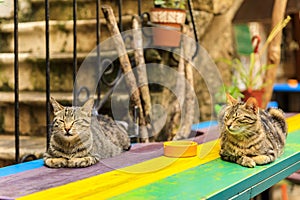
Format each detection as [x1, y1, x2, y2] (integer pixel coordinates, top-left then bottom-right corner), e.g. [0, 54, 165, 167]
[102, 5, 149, 142]
[262, 0, 288, 108]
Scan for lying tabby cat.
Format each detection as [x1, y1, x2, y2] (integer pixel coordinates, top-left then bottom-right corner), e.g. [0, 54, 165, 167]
[44, 97, 131, 168]
[218, 94, 287, 168]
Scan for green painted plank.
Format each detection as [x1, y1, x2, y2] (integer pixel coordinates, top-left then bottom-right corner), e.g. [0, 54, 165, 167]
[111, 131, 300, 200]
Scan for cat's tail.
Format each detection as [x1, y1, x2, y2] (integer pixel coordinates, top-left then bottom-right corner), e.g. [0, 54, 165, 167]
[267, 107, 287, 135]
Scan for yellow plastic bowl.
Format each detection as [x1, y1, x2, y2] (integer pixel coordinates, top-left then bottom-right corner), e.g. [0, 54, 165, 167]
[163, 141, 197, 158]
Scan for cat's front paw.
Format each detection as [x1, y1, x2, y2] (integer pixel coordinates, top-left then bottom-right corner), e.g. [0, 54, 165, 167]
[44, 157, 68, 168]
[238, 156, 256, 168]
[67, 157, 98, 168]
[252, 155, 274, 165]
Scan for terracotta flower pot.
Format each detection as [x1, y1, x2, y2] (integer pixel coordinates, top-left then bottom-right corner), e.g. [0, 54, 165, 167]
[242, 89, 265, 108]
[150, 8, 186, 47]
[151, 23, 182, 47]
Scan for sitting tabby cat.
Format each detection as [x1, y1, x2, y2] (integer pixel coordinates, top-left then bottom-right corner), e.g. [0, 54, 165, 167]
[218, 94, 287, 168]
[44, 97, 131, 168]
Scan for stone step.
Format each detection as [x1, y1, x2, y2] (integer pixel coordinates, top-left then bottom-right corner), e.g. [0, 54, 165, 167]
[0, 0, 152, 22]
[0, 91, 73, 105]
[0, 91, 73, 136]
[0, 135, 45, 167]
[0, 50, 124, 91]
[0, 52, 74, 91]
[0, 17, 135, 54]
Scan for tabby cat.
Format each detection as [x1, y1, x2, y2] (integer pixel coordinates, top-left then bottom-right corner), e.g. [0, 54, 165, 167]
[44, 97, 131, 168]
[218, 94, 287, 168]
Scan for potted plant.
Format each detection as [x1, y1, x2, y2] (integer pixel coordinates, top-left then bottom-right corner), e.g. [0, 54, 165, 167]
[150, 0, 186, 47]
[221, 15, 291, 108]
[223, 53, 274, 107]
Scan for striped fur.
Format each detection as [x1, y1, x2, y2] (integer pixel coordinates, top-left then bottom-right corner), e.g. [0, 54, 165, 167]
[44, 97, 131, 168]
[218, 95, 287, 168]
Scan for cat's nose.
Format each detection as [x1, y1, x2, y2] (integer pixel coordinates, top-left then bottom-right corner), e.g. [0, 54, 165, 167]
[65, 127, 71, 133]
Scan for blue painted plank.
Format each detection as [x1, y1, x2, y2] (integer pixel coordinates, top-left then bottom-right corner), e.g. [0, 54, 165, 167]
[0, 159, 44, 177]
[191, 121, 218, 130]
[273, 83, 300, 92]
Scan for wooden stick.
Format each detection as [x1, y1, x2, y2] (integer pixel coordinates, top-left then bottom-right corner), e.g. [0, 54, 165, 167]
[262, 0, 288, 108]
[132, 15, 152, 127]
[102, 5, 148, 142]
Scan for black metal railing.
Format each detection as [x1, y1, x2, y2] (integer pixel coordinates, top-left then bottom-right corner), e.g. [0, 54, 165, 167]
[12, 0, 130, 163]
[14, 0, 19, 163]
[12, 0, 197, 163]
[45, 0, 51, 151]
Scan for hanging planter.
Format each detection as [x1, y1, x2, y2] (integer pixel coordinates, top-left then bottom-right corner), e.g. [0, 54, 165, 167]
[150, 1, 186, 47]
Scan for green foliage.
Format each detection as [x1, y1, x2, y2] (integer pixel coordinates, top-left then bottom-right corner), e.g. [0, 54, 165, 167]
[154, 0, 186, 9]
[215, 77, 244, 104]
[214, 78, 244, 115]
[214, 104, 223, 116]
[220, 53, 274, 91]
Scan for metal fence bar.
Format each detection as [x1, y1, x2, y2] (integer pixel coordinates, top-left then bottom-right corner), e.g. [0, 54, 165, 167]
[138, 0, 141, 16]
[96, 0, 101, 106]
[118, 0, 123, 32]
[14, 0, 20, 163]
[45, 0, 51, 150]
[73, 0, 77, 105]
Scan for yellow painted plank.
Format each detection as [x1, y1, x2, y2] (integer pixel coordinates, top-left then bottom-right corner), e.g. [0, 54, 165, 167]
[18, 140, 220, 200]
[286, 113, 300, 133]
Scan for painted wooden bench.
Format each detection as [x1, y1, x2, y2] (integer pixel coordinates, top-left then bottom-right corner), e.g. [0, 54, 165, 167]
[0, 115, 300, 200]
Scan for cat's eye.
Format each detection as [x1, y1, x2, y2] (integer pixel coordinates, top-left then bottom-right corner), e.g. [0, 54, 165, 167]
[56, 119, 64, 124]
[244, 116, 253, 120]
[73, 119, 82, 124]
[238, 119, 248, 123]
[53, 118, 64, 126]
[238, 116, 255, 124]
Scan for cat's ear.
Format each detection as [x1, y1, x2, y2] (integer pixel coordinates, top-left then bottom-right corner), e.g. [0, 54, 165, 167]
[226, 93, 238, 105]
[50, 97, 64, 114]
[81, 98, 94, 116]
[245, 97, 258, 113]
